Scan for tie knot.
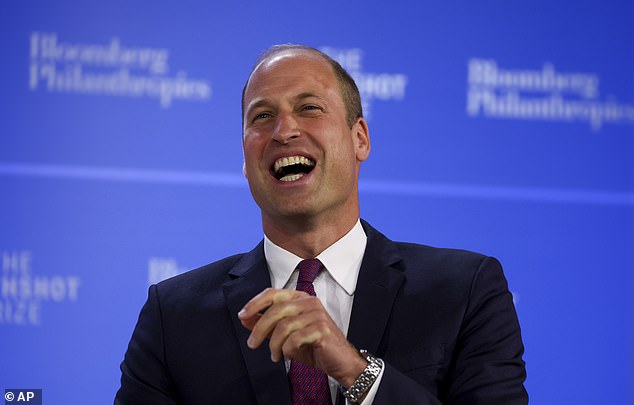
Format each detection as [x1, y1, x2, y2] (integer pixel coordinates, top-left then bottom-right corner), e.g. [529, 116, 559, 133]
[297, 258, 323, 285]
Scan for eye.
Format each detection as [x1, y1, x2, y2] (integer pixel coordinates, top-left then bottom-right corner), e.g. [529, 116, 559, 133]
[300, 105, 323, 114]
[252, 112, 272, 122]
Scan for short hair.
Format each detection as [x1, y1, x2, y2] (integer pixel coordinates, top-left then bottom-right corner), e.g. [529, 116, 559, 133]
[242, 44, 363, 128]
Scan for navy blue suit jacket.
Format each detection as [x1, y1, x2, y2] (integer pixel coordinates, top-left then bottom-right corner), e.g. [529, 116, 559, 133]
[116, 220, 527, 404]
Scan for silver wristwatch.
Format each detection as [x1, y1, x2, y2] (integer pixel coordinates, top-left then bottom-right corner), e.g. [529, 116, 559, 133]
[341, 349, 384, 403]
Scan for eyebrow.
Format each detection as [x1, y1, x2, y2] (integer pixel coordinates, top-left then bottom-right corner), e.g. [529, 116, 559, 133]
[245, 92, 325, 117]
[244, 99, 271, 117]
[294, 92, 323, 102]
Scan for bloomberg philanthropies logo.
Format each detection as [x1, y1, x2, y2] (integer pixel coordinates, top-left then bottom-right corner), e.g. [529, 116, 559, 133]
[28, 32, 212, 108]
[467, 58, 634, 131]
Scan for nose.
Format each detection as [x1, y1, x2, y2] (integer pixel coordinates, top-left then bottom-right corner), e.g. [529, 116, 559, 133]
[271, 112, 300, 144]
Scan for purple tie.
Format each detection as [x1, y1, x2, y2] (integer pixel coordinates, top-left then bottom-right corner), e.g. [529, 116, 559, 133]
[288, 259, 333, 405]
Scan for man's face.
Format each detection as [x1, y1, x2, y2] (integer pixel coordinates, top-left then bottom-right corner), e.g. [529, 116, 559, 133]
[242, 50, 370, 226]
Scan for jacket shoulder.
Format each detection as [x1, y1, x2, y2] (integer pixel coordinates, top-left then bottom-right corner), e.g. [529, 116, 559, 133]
[396, 241, 489, 268]
[395, 241, 501, 284]
[362, 219, 496, 283]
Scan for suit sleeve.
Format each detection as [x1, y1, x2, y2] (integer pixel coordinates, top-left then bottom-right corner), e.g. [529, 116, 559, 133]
[373, 256, 528, 404]
[115, 285, 180, 405]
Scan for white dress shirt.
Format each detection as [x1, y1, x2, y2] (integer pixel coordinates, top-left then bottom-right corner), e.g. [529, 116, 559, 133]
[264, 219, 384, 404]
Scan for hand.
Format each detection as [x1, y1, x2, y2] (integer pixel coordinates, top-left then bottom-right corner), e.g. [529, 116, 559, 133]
[238, 288, 367, 387]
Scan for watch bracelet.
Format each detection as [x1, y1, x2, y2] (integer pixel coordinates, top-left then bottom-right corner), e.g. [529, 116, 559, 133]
[341, 350, 384, 403]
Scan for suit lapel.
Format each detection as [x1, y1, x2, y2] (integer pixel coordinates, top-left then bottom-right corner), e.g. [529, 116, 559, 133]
[222, 242, 292, 405]
[347, 221, 405, 355]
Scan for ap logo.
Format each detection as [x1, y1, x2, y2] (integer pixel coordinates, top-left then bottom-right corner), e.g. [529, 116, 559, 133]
[4, 390, 42, 405]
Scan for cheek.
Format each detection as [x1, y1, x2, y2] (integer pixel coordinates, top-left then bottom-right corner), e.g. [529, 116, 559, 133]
[242, 138, 263, 162]
[326, 132, 357, 161]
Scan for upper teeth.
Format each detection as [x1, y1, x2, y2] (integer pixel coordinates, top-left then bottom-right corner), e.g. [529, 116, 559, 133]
[273, 156, 315, 173]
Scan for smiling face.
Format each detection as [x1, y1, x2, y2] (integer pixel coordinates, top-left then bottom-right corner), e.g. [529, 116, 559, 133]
[242, 49, 370, 233]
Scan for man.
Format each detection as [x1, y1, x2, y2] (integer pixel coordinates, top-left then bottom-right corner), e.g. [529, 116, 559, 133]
[116, 44, 528, 404]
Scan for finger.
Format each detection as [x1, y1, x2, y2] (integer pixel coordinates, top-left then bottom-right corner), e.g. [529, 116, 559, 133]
[238, 288, 302, 322]
[248, 297, 311, 349]
[268, 315, 305, 362]
[281, 322, 327, 362]
[239, 312, 262, 331]
[267, 298, 326, 360]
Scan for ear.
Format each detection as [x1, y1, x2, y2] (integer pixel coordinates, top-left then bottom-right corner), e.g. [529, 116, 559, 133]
[241, 137, 249, 178]
[352, 118, 370, 162]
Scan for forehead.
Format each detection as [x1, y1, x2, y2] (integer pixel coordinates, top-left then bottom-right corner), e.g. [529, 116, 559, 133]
[244, 51, 340, 106]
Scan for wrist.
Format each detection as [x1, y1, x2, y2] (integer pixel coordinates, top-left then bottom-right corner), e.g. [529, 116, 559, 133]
[339, 351, 368, 388]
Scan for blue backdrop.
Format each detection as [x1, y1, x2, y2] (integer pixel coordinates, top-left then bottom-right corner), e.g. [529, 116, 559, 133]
[2, 1, 633, 404]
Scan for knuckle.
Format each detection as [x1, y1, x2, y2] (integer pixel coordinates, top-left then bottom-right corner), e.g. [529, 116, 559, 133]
[283, 303, 298, 316]
[287, 331, 302, 349]
[277, 317, 292, 332]
[272, 289, 290, 303]
[282, 340, 296, 357]
[269, 327, 284, 346]
[315, 310, 329, 322]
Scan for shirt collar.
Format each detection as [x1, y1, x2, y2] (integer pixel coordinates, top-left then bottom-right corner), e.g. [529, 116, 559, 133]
[264, 219, 367, 295]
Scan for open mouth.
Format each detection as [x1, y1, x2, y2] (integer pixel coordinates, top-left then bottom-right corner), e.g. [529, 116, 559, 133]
[271, 155, 316, 182]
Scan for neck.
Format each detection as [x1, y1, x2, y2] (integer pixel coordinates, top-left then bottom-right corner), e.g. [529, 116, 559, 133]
[262, 212, 359, 259]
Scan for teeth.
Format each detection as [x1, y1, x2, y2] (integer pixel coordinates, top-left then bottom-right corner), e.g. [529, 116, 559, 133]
[273, 155, 315, 173]
[280, 173, 304, 182]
